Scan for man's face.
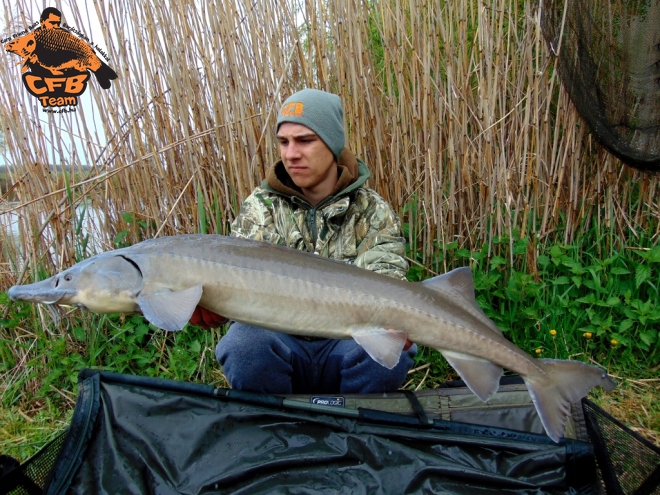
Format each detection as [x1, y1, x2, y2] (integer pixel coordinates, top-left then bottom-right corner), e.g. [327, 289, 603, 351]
[277, 123, 337, 193]
[41, 13, 61, 29]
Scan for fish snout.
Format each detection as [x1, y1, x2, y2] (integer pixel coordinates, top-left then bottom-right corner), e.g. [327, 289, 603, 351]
[6, 276, 75, 305]
[7, 285, 21, 301]
[7, 283, 54, 303]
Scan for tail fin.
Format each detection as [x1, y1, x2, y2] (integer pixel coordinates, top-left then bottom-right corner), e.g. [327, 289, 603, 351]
[94, 62, 118, 89]
[523, 359, 616, 443]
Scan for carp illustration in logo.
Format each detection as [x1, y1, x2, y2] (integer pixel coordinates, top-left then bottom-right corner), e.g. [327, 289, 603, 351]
[4, 7, 117, 110]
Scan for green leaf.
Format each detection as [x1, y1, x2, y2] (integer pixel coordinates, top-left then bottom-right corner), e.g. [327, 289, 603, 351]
[647, 309, 660, 322]
[602, 254, 619, 266]
[521, 307, 539, 319]
[490, 256, 507, 269]
[513, 238, 528, 256]
[135, 324, 150, 339]
[635, 264, 651, 288]
[456, 249, 472, 258]
[549, 245, 563, 259]
[603, 297, 621, 307]
[72, 326, 86, 342]
[472, 251, 485, 261]
[552, 276, 570, 286]
[618, 319, 635, 333]
[407, 265, 423, 282]
[642, 245, 660, 263]
[0, 318, 19, 329]
[623, 307, 640, 321]
[583, 280, 596, 291]
[577, 294, 596, 304]
[562, 259, 585, 275]
[610, 267, 631, 275]
[639, 330, 657, 347]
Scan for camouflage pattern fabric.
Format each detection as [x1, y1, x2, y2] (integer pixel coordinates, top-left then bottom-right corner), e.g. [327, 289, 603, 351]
[231, 154, 408, 280]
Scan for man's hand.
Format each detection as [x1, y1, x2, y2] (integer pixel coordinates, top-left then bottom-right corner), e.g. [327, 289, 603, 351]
[189, 306, 228, 329]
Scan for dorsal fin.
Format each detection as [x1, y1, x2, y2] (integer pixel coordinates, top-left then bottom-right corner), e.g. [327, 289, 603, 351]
[421, 267, 476, 303]
[421, 267, 503, 336]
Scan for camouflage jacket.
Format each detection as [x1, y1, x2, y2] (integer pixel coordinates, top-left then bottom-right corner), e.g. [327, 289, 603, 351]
[230, 148, 409, 280]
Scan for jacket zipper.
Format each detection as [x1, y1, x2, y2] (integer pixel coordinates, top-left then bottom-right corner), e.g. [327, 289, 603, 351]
[308, 208, 318, 246]
[293, 196, 338, 249]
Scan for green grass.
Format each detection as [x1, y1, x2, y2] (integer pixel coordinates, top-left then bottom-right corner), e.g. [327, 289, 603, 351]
[0, 306, 227, 396]
[0, 404, 71, 462]
[404, 226, 660, 375]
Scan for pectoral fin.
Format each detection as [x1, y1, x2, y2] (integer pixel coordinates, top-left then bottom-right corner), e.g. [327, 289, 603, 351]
[441, 350, 502, 401]
[137, 285, 203, 331]
[352, 327, 408, 369]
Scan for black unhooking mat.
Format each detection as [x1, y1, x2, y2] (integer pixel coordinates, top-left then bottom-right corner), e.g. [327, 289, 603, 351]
[0, 369, 646, 494]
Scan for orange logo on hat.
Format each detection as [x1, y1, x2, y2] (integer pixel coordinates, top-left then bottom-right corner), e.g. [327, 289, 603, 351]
[281, 102, 304, 117]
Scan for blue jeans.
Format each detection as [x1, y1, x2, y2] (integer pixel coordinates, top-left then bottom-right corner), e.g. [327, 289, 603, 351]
[215, 322, 418, 394]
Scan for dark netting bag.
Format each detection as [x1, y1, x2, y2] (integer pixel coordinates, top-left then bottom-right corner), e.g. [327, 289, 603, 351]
[1, 370, 599, 495]
[582, 398, 660, 495]
[1, 371, 657, 494]
[541, 0, 660, 172]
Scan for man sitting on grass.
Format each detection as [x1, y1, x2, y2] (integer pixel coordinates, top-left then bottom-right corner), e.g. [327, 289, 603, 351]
[192, 88, 416, 394]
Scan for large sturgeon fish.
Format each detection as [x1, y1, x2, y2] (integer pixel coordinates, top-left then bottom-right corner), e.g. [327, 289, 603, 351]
[7, 234, 615, 442]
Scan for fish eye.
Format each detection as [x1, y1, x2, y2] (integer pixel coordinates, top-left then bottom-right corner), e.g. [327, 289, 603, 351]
[64, 274, 72, 281]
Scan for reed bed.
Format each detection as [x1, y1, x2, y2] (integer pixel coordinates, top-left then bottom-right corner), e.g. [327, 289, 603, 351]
[1, 0, 658, 288]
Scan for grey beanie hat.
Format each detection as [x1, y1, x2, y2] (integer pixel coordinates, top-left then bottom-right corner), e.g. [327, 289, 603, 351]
[276, 88, 345, 159]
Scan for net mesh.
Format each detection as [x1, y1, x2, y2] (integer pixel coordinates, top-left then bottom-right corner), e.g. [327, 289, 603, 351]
[541, 0, 660, 172]
[582, 399, 660, 495]
[0, 430, 67, 495]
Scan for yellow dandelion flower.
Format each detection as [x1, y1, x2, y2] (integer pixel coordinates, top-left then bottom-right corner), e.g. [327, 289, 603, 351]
[584, 332, 593, 339]
[549, 329, 557, 336]
[611, 339, 619, 346]
[535, 348, 542, 354]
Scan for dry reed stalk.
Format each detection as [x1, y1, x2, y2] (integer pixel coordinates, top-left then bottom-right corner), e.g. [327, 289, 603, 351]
[0, 0, 658, 293]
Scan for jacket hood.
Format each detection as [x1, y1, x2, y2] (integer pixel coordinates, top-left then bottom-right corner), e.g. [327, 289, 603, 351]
[262, 148, 370, 205]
